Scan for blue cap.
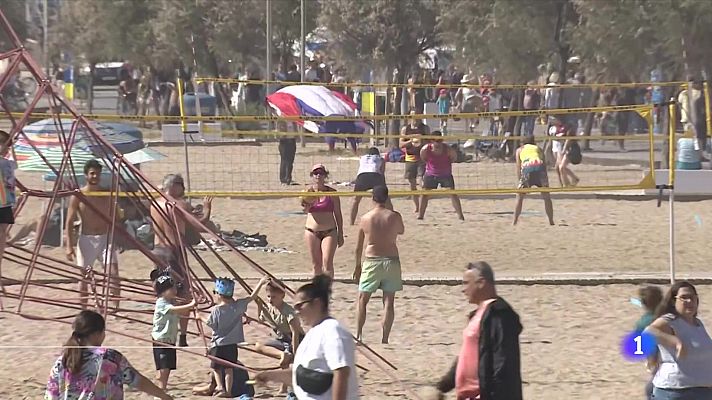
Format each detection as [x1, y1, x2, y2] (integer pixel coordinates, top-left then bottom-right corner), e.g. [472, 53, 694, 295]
[215, 278, 234, 297]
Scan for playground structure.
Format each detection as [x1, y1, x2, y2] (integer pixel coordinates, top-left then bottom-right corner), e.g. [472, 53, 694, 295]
[0, 9, 401, 396]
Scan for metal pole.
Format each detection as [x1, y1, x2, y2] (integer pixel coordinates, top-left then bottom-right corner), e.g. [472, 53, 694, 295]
[43, 0, 48, 75]
[300, 0, 305, 83]
[668, 98, 676, 284]
[266, 0, 272, 95]
[266, 0, 272, 132]
[299, 0, 306, 147]
[176, 77, 192, 195]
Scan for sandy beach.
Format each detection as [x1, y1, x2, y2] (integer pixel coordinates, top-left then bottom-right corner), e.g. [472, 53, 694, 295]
[2, 141, 711, 399]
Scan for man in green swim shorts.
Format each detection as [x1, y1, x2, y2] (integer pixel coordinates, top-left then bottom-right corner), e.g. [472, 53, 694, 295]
[354, 185, 404, 344]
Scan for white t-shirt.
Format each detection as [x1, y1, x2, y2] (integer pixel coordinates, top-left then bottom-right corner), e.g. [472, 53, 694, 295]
[292, 318, 359, 400]
[357, 154, 383, 175]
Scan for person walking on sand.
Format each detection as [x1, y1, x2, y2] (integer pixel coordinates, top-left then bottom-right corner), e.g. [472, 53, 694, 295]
[429, 262, 523, 400]
[301, 164, 344, 277]
[549, 118, 580, 187]
[644, 281, 712, 400]
[65, 160, 121, 311]
[353, 186, 404, 344]
[513, 136, 554, 226]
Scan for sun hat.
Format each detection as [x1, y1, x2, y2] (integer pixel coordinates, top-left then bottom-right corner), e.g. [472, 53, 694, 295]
[461, 74, 475, 84]
[310, 164, 328, 176]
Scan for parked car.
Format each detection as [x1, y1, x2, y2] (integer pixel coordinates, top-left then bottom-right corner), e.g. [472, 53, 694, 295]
[93, 62, 126, 85]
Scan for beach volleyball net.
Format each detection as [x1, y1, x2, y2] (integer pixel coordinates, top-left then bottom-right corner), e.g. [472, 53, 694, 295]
[9, 80, 700, 199]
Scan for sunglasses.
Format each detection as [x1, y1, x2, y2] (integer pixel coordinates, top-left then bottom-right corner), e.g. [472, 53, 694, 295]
[294, 298, 314, 311]
[676, 295, 698, 303]
[311, 170, 326, 177]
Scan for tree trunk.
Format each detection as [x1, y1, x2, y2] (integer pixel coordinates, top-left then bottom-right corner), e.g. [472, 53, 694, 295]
[506, 89, 522, 159]
[88, 63, 95, 114]
[513, 89, 524, 137]
[389, 65, 406, 148]
[582, 89, 599, 150]
[554, 0, 570, 108]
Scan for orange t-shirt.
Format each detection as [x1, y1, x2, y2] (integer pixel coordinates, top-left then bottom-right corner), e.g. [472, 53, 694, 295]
[455, 299, 496, 400]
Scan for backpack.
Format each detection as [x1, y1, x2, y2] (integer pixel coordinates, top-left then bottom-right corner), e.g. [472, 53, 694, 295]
[567, 140, 582, 165]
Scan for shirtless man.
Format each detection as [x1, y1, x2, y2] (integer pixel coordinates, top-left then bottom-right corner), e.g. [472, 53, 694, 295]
[150, 173, 213, 347]
[353, 185, 404, 344]
[65, 160, 121, 311]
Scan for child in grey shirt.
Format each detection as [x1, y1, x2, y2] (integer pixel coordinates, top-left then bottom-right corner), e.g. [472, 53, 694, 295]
[204, 276, 267, 397]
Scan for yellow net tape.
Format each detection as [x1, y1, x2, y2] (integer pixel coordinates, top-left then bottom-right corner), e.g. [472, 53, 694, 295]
[196, 77, 689, 90]
[9, 104, 650, 123]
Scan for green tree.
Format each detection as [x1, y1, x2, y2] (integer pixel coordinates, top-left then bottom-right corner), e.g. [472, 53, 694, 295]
[53, 0, 113, 112]
[319, 0, 442, 145]
[0, 0, 27, 50]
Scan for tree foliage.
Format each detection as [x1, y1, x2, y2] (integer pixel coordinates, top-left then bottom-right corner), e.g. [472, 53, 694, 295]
[318, 0, 442, 79]
[0, 0, 27, 50]
[10, 0, 712, 84]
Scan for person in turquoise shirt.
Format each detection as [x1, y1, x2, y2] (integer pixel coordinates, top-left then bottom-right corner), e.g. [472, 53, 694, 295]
[633, 285, 662, 400]
[634, 286, 663, 333]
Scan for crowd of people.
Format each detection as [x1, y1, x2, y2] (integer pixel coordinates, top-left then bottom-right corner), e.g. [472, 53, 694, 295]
[3, 57, 710, 400]
[0, 127, 698, 399]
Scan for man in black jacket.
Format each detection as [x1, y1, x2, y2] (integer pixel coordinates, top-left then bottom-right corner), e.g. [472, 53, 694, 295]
[430, 261, 523, 400]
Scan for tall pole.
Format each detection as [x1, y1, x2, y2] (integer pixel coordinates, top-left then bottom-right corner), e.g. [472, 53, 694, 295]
[266, 0, 272, 95]
[299, 0, 306, 147]
[43, 0, 48, 75]
[300, 0, 305, 83]
[668, 98, 676, 284]
[266, 0, 272, 132]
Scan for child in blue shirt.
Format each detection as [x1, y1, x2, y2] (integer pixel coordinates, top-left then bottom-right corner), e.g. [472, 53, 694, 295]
[436, 89, 451, 134]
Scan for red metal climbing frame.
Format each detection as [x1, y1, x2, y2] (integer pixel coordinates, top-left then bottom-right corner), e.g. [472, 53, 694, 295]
[0, 8, 397, 385]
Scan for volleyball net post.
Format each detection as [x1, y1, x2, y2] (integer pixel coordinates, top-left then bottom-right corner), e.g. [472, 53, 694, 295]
[667, 98, 677, 284]
[176, 77, 193, 195]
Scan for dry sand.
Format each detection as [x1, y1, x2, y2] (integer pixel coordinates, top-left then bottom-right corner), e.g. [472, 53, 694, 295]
[2, 142, 712, 399]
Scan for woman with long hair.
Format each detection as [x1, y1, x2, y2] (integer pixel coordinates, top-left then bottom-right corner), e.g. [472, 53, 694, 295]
[254, 275, 359, 399]
[645, 281, 712, 400]
[302, 164, 344, 277]
[45, 310, 172, 400]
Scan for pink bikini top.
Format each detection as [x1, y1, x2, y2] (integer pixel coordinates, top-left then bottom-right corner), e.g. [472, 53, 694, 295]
[309, 195, 334, 213]
[307, 186, 336, 213]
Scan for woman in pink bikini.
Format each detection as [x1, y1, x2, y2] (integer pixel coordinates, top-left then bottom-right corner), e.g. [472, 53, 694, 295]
[418, 131, 465, 221]
[301, 164, 344, 277]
